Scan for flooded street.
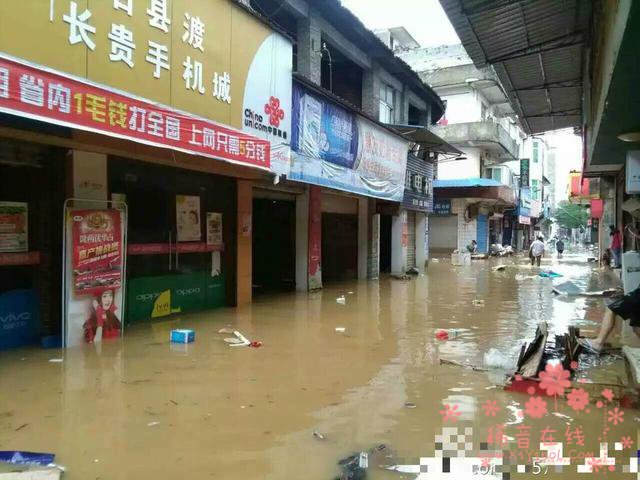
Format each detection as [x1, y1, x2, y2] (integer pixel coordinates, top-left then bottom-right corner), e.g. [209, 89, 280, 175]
[1, 252, 637, 479]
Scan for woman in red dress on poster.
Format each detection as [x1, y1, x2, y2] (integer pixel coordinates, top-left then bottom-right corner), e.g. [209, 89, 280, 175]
[83, 289, 122, 343]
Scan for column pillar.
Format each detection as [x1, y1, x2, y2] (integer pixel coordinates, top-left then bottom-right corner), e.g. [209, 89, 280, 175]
[236, 180, 253, 305]
[295, 188, 309, 291]
[391, 211, 407, 275]
[357, 198, 368, 279]
[297, 15, 322, 85]
[308, 185, 322, 290]
[415, 212, 427, 272]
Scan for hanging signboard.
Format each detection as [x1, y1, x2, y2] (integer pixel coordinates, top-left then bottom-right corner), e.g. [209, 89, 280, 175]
[290, 84, 409, 201]
[64, 205, 127, 347]
[176, 195, 201, 242]
[433, 199, 452, 216]
[520, 158, 530, 187]
[0, 201, 28, 252]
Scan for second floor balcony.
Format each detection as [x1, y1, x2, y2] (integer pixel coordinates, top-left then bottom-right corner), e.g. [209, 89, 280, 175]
[431, 120, 520, 161]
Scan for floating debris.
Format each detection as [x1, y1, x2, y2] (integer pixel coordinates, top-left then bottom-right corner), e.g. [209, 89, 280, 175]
[335, 327, 346, 333]
[312, 430, 325, 440]
[404, 402, 417, 409]
[336, 295, 346, 305]
[48, 359, 63, 363]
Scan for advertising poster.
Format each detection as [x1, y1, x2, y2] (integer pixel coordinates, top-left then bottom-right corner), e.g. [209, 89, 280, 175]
[206, 213, 223, 246]
[290, 84, 408, 201]
[176, 195, 201, 242]
[68, 209, 124, 346]
[72, 210, 122, 295]
[0, 201, 28, 252]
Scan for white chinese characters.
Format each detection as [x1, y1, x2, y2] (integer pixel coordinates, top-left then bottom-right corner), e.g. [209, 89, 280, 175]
[182, 13, 205, 52]
[212, 72, 232, 104]
[182, 57, 205, 94]
[63, 1, 96, 51]
[147, 0, 171, 32]
[146, 41, 170, 79]
[108, 24, 136, 68]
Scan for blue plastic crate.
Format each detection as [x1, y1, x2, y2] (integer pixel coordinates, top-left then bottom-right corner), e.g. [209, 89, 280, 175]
[170, 329, 195, 343]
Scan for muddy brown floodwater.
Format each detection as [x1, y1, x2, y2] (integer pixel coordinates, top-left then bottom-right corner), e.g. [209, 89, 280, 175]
[1, 251, 638, 479]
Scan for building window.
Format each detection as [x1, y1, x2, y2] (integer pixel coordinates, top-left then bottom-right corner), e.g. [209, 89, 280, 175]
[413, 174, 423, 191]
[379, 83, 396, 124]
[533, 141, 539, 163]
[405, 173, 412, 190]
[480, 102, 487, 120]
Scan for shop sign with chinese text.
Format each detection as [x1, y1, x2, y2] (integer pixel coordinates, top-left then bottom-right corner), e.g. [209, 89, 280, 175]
[0, 0, 292, 173]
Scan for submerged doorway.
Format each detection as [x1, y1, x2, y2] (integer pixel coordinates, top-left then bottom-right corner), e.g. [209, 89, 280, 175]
[252, 198, 296, 295]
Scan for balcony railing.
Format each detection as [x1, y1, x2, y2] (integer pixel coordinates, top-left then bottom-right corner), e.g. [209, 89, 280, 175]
[431, 120, 520, 161]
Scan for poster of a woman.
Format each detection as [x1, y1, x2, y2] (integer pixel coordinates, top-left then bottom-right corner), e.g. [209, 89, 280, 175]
[83, 289, 122, 343]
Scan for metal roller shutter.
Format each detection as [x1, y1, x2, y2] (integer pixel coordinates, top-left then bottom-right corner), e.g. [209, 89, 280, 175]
[406, 210, 416, 269]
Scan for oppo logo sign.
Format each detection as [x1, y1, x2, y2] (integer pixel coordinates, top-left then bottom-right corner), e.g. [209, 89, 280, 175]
[136, 293, 160, 302]
[176, 288, 200, 296]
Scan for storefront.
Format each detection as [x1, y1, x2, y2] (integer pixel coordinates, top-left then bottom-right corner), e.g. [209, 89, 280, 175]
[0, 138, 66, 349]
[288, 79, 410, 284]
[0, 0, 292, 348]
[400, 153, 434, 272]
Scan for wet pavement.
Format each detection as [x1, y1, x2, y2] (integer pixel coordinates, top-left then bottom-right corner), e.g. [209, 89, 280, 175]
[1, 250, 638, 479]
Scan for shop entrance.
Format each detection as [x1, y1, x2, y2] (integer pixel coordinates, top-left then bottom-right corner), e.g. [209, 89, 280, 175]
[109, 158, 236, 324]
[252, 196, 296, 294]
[379, 214, 392, 273]
[0, 138, 65, 349]
[321, 192, 358, 282]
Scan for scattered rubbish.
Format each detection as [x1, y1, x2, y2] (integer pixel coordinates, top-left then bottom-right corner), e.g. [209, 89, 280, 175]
[14, 424, 28, 432]
[147, 421, 160, 427]
[170, 329, 195, 344]
[492, 265, 507, 272]
[435, 329, 461, 340]
[0, 452, 55, 466]
[471, 253, 489, 260]
[483, 348, 517, 370]
[552, 281, 621, 297]
[217, 327, 235, 334]
[227, 331, 251, 347]
[390, 273, 411, 280]
[312, 430, 325, 440]
[440, 359, 489, 372]
[336, 295, 346, 305]
[451, 252, 471, 266]
[335, 327, 346, 333]
[347, 291, 354, 295]
[471, 299, 485, 306]
[514, 322, 548, 378]
[335, 445, 389, 480]
[431, 258, 439, 263]
[587, 257, 597, 263]
[47, 359, 63, 363]
[249, 341, 263, 348]
[169, 400, 178, 406]
[403, 402, 417, 409]
[539, 270, 563, 278]
[407, 267, 419, 275]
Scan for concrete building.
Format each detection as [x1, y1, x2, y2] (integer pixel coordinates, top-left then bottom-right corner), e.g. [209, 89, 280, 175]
[380, 37, 523, 253]
[248, 1, 455, 282]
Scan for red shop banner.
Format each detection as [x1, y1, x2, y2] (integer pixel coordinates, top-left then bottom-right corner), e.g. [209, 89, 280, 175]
[0, 54, 270, 170]
[72, 210, 123, 296]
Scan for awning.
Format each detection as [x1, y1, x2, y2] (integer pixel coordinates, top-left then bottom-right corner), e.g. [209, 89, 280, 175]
[439, 0, 591, 134]
[391, 124, 463, 155]
[434, 178, 516, 206]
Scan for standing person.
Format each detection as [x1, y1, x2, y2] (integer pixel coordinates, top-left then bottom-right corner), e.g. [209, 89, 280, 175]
[556, 238, 565, 258]
[610, 225, 622, 268]
[529, 235, 545, 267]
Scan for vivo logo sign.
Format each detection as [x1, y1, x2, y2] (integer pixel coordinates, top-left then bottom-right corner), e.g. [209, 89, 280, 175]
[0, 312, 31, 329]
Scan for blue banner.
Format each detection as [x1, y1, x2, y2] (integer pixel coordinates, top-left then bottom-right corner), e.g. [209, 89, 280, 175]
[290, 83, 409, 201]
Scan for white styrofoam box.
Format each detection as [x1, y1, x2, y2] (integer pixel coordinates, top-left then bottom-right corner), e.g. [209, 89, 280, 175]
[626, 150, 640, 194]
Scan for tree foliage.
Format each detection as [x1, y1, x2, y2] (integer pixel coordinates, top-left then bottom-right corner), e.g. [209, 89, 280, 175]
[554, 200, 589, 229]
